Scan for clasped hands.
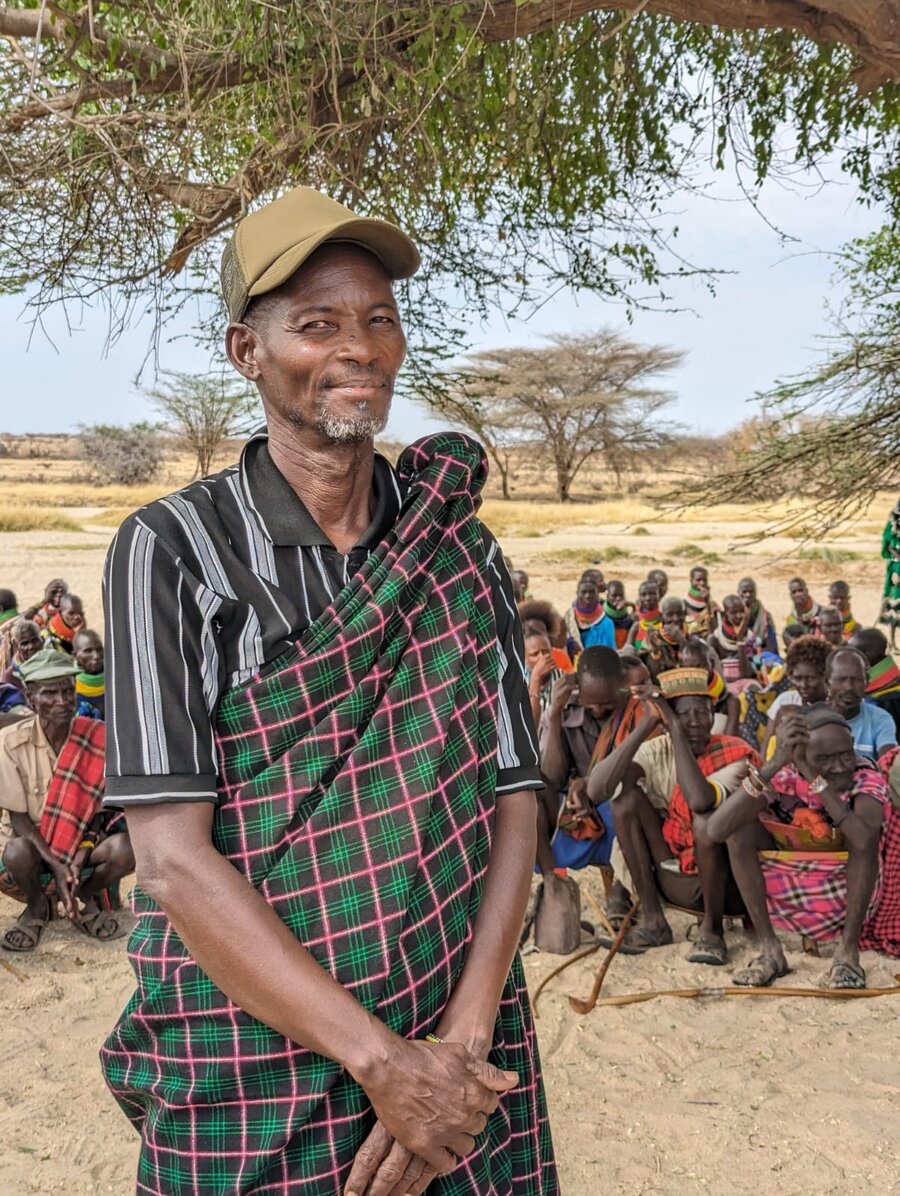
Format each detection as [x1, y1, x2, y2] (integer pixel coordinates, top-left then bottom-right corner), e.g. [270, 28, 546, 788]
[344, 1036, 517, 1196]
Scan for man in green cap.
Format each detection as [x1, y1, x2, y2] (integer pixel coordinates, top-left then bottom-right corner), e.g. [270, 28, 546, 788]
[0, 647, 132, 951]
[102, 187, 556, 1194]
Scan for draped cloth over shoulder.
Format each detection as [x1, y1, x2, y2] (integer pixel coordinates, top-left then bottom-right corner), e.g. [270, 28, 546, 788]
[100, 433, 557, 1196]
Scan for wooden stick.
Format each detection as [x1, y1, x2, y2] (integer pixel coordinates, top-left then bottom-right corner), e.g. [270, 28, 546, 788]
[569, 899, 640, 1014]
[583, 888, 616, 939]
[594, 976, 900, 1007]
[0, 957, 27, 982]
[532, 941, 601, 1017]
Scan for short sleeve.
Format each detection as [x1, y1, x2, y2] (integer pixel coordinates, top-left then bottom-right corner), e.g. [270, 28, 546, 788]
[103, 514, 223, 807]
[0, 735, 29, 813]
[482, 529, 542, 794]
[873, 706, 898, 755]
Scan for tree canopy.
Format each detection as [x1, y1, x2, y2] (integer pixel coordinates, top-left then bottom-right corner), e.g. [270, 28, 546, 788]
[1, 0, 899, 374]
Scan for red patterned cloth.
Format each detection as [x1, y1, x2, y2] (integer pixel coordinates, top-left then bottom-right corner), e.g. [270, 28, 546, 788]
[38, 717, 106, 863]
[663, 735, 759, 874]
[760, 758, 891, 943]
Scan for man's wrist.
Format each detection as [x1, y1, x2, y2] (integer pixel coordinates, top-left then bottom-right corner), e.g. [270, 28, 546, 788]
[340, 1017, 400, 1087]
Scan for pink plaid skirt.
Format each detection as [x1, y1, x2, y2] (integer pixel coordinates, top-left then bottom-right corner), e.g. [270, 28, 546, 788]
[760, 850, 883, 942]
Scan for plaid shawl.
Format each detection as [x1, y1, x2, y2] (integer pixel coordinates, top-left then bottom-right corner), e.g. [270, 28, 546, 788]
[101, 434, 557, 1196]
[662, 735, 759, 874]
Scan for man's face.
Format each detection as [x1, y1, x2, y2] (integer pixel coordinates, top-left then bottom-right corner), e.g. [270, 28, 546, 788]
[807, 724, 856, 793]
[790, 579, 809, 607]
[818, 607, 844, 647]
[606, 582, 626, 609]
[577, 580, 599, 610]
[690, 569, 709, 596]
[29, 679, 76, 730]
[74, 633, 104, 675]
[674, 695, 714, 755]
[232, 244, 406, 446]
[788, 660, 827, 704]
[738, 579, 756, 607]
[828, 652, 867, 720]
[13, 623, 42, 662]
[523, 634, 552, 672]
[60, 597, 85, 631]
[578, 674, 625, 722]
[662, 603, 685, 636]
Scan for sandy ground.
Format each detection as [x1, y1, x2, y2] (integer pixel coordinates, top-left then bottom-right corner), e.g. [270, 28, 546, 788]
[2, 882, 899, 1196]
[2, 498, 900, 1194]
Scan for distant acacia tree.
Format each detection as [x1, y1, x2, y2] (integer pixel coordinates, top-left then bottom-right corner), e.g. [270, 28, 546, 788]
[147, 371, 261, 479]
[422, 330, 683, 501]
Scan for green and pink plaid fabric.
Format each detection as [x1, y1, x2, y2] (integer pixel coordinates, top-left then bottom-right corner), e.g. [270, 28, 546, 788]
[101, 434, 557, 1194]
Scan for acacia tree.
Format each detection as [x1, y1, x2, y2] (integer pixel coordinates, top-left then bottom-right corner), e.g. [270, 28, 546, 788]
[682, 225, 900, 537]
[148, 371, 260, 479]
[1, 1, 899, 378]
[427, 330, 683, 501]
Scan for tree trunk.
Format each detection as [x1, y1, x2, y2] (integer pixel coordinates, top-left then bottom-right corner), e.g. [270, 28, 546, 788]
[479, 1, 900, 92]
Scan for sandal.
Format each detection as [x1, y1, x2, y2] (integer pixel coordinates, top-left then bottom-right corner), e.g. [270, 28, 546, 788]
[825, 959, 866, 990]
[686, 935, 729, 967]
[76, 907, 127, 942]
[733, 952, 790, 988]
[2, 908, 48, 953]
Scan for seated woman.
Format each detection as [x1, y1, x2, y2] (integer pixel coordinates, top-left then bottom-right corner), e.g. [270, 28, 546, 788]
[785, 576, 822, 633]
[761, 634, 831, 760]
[707, 705, 889, 990]
[564, 572, 616, 654]
[523, 629, 565, 726]
[603, 580, 634, 649]
[644, 597, 687, 678]
[518, 598, 574, 674]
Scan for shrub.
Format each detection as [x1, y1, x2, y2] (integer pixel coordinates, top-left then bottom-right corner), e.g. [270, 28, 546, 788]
[80, 422, 164, 486]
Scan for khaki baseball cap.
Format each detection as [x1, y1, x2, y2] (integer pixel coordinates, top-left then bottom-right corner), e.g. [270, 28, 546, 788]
[220, 186, 420, 322]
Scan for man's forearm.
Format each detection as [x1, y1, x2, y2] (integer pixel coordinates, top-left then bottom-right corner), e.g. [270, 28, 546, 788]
[670, 725, 717, 813]
[588, 720, 652, 803]
[539, 714, 569, 793]
[435, 790, 537, 1054]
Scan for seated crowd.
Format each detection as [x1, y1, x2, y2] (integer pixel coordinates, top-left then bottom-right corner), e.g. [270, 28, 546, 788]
[524, 565, 900, 989]
[0, 580, 128, 952]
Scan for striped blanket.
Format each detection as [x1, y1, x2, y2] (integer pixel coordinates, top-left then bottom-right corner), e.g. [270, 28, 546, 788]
[100, 434, 557, 1195]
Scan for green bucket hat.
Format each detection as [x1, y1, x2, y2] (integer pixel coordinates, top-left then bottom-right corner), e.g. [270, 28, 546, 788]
[19, 645, 79, 685]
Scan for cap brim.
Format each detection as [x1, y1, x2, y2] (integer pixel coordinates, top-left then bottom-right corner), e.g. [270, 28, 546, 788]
[247, 216, 420, 302]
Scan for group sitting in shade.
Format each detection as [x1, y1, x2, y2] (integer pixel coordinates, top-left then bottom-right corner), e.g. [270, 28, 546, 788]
[521, 562, 900, 986]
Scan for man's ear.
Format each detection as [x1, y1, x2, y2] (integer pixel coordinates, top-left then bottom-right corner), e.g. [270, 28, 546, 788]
[226, 323, 262, 381]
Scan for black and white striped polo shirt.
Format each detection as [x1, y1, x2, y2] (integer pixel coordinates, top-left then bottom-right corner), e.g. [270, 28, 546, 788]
[103, 430, 540, 806]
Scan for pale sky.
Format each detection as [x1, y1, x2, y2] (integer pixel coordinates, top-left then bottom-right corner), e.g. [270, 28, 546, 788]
[0, 164, 882, 440]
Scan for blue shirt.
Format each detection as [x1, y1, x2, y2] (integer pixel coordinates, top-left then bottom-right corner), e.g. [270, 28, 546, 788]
[580, 615, 617, 651]
[848, 702, 897, 762]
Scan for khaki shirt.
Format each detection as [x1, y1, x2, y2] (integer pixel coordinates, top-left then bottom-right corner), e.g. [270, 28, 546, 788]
[0, 713, 58, 825]
[620, 734, 750, 811]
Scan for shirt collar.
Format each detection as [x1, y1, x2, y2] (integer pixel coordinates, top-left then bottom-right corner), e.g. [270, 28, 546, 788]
[240, 427, 404, 549]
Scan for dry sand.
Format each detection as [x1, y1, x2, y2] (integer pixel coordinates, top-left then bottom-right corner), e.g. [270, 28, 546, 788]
[2, 498, 900, 1194]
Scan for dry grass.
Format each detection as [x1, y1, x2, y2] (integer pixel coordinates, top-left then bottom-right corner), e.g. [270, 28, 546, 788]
[0, 507, 82, 532]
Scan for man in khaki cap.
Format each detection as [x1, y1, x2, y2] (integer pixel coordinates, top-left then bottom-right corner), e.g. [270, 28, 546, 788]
[0, 647, 132, 952]
[102, 188, 557, 1195]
